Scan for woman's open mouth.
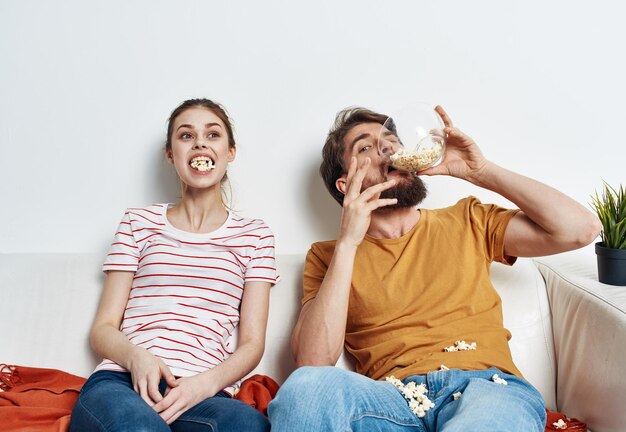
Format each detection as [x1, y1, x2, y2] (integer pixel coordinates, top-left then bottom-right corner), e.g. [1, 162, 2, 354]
[189, 156, 215, 172]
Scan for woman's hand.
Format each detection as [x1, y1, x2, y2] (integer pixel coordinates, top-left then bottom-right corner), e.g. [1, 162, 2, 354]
[338, 157, 397, 248]
[153, 375, 215, 424]
[418, 106, 488, 183]
[127, 347, 178, 407]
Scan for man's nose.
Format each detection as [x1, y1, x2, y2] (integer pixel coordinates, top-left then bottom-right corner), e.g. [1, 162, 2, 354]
[379, 140, 398, 157]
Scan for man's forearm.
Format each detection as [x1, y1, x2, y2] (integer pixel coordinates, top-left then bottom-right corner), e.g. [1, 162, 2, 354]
[292, 242, 357, 367]
[471, 161, 601, 253]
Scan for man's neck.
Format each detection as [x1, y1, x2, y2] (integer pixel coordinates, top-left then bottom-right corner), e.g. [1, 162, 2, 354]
[366, 207, 421, 239]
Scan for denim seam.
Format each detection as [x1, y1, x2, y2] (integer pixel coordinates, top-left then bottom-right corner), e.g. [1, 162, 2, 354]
[174, 416, 217, 431]
[433, 373, 450, 399]
[75, 395, 109, 432]
[351, 411, 422, 427]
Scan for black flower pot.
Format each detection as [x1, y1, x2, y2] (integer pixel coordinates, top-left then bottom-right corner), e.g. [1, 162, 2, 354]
[596, 242, 626, 286]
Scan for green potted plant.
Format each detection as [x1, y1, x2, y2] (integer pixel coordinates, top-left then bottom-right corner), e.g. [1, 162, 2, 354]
[590, 182, 626, 285]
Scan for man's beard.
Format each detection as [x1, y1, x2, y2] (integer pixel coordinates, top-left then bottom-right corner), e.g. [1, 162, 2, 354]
[379, 171, 428, 209]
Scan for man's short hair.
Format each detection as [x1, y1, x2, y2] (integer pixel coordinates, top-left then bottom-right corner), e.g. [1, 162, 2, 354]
[320, 107, 392, 206]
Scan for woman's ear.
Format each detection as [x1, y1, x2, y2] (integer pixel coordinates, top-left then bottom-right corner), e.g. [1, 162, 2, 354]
[227, 145, 237, 162]
[335, 176, 347, 196]
[165, 149, 174, 164]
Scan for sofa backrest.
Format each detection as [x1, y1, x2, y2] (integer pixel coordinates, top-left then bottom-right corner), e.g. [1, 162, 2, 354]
[0, 253, 555, 409]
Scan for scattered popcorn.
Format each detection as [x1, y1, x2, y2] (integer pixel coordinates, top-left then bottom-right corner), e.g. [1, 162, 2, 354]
[385, 376, 403, 388]
[491, 374, 508, 385]
[386, 375, 435, 418]
[439, 364, 449, 371]
[553, 419, 567, 429]
[443, 340, 477, 352]
[452, 392, 462, 400]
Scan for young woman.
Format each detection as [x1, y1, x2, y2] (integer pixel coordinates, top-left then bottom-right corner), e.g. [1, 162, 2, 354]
[70, 99, 278, 432]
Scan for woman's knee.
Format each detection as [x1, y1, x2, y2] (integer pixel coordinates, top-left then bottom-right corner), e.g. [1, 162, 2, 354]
[70, 379, 169, 432]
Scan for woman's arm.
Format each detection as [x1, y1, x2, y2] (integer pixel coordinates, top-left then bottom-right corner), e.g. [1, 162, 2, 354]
[90, 270, 177, 406]
[153, 280, 272, 424]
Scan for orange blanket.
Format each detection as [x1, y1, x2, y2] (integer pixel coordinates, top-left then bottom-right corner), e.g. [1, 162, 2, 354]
[545, 409, 587, 431]
[234, 373, 279, 416]
[0, 364, 86, 432]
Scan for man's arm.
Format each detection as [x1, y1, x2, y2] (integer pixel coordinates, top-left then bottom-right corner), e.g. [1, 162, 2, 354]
[291, 157, 398, 367]
[421, 106, 602, 257]
[291, 242, 358, 367]
[475, 164, 600, 257]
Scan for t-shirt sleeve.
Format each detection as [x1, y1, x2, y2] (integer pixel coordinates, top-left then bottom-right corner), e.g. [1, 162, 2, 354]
[244, 224, 280, 285]
[102, 209, 140, 273]
[466, 196, 520, 265]
[302, 243, 329, 306]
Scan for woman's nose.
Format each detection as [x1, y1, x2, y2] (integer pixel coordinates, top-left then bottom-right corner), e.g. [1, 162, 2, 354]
[193, 139, 209, 149]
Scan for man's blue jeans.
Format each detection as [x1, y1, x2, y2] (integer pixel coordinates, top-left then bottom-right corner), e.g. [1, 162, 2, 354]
[268, 366, 546, 431]
[69, 370, 269, 432]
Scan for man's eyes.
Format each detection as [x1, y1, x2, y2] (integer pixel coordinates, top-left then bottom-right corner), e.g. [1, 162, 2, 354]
[358, 145, 371, 153]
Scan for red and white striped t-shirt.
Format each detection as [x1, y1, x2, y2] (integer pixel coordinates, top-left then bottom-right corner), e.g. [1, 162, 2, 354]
[94, 204, 280, 395]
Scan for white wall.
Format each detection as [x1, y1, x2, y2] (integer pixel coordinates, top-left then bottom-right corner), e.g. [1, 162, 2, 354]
[1, 0, 624, 256]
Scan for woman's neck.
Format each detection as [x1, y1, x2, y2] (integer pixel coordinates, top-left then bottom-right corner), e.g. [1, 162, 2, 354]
[168, 187, 228, 233]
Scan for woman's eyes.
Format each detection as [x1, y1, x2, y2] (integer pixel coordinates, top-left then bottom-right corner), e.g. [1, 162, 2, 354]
[178, 131, 220, 139]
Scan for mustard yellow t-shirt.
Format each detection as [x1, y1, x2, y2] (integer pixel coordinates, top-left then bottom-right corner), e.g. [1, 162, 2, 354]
[302, 196, 522, 381]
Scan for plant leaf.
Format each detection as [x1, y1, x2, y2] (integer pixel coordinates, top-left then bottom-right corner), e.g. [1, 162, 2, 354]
[590, 182, 626, 249]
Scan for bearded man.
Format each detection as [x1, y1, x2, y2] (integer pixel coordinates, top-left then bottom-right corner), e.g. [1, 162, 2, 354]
[268, 106, 600, 432]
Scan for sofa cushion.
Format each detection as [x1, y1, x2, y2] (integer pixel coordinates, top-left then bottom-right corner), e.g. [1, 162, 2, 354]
[0, 254, 102, 378]
[491, 258, 556, 410]
[0, 253, 556, 411]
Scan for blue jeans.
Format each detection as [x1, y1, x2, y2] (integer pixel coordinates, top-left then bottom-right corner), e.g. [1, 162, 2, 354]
[268, 366, 546, 431]
[69, 370, 269, 432]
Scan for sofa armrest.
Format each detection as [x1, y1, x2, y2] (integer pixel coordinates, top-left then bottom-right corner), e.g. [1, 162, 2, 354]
[535, 253, 626, 432]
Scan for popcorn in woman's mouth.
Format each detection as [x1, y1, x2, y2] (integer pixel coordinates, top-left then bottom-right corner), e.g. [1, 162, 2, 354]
[189, 156, 215, 171]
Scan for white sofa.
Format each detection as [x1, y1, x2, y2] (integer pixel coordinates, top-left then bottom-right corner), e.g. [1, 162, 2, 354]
[2, 252, 625, 431]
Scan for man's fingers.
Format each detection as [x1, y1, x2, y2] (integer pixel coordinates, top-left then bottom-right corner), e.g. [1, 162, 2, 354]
[345, 156, 357, 185]
[366, 198, 398, 212]
[445, 127, 465, 139]
[346, 158, 370, 199]
[435, 105, 453, 128]
[430, 128, 445, 138]
[357, 179, 396, 202]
